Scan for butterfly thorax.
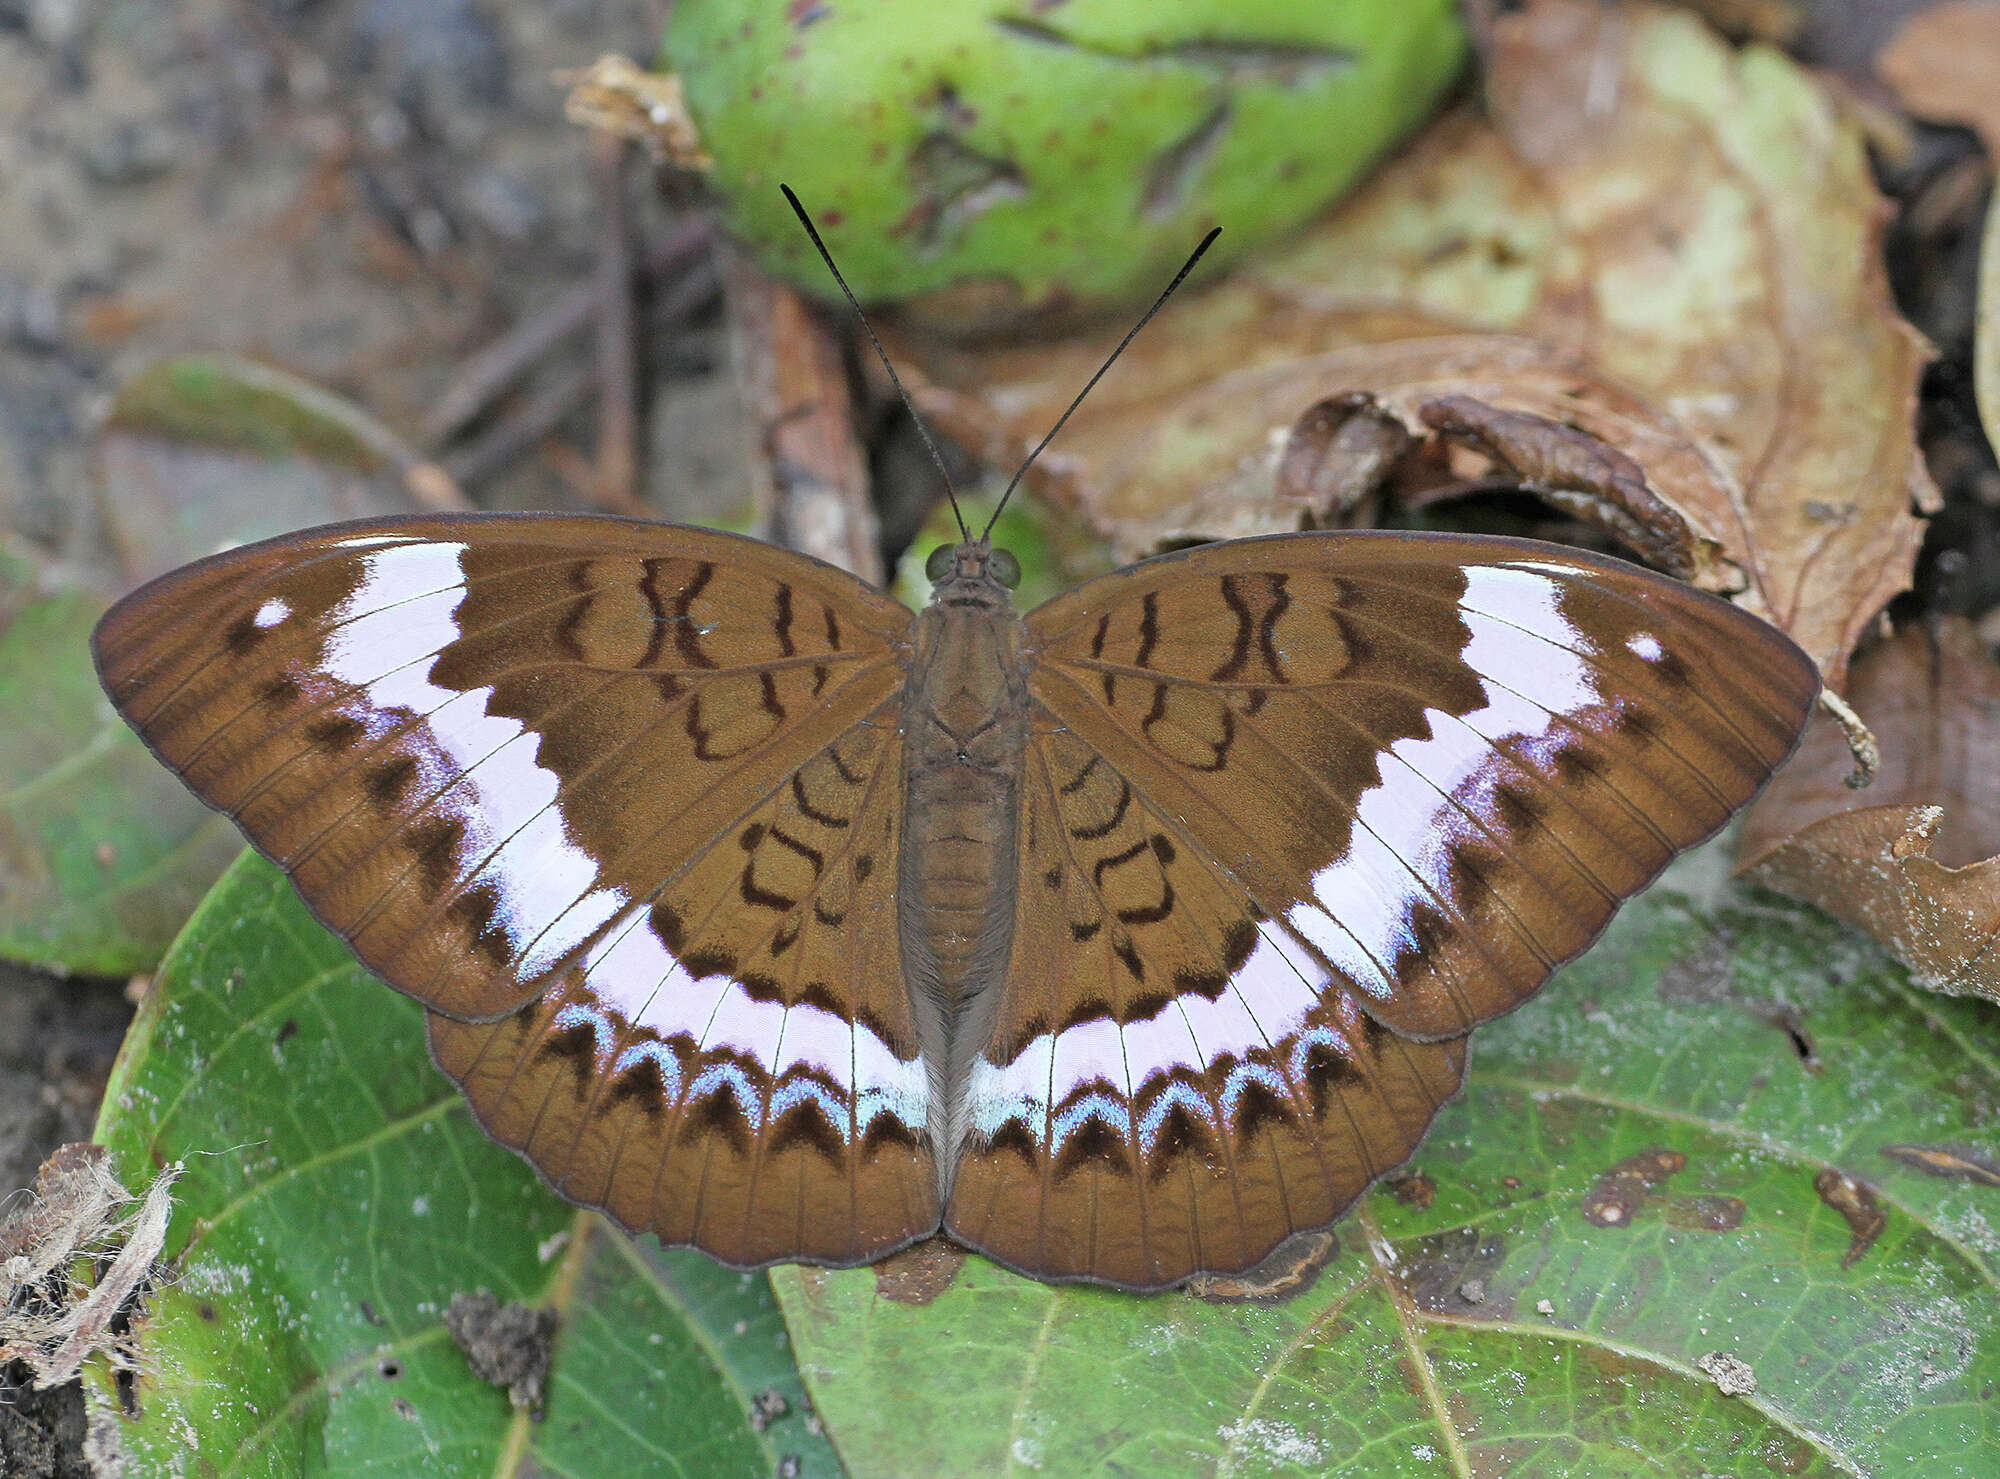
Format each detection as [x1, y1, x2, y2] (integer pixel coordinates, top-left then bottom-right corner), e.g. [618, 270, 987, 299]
[900, 545, 1031, 1179]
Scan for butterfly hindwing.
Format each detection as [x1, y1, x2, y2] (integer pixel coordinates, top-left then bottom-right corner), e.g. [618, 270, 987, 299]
[93, 514, 944, 1268]
[945, 718, 1468, 1287]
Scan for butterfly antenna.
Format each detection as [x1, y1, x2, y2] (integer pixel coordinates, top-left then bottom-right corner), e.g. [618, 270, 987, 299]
[979, 226, 1221, 543]
[780, 184, 971, 544]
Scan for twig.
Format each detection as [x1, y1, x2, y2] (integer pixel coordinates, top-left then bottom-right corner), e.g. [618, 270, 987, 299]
[442, 362, 595, 489]
[593, 131, 642, 513]
[421, 217, 712, 449]
[438, 258, 720, 494]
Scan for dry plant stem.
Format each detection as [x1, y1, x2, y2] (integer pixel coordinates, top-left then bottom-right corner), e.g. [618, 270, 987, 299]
[421, 217, 713, 449]
[1819, 687, 1880, 789]
[442, 362, 596, 490]
[592, 131, 643, 515]
[439, 259, 720, 493]
[724, 250, 883, 582]
[38, 1164, 179, 1388]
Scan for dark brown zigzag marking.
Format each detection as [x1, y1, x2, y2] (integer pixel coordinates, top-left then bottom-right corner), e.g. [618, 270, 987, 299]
[773, 582, 795, 657]
[678, 1077, 751, 1156]
[552, 559, 593, 661]
[828, 740, 868, 787]
[670, 561, 717, 670]
[1058, 753, 1101, 795]
[1113, 938, 1146, 982]
[791, 770, 851, 829]
[1141, 1097, 1215, 1182]
[368, 753, 419, 805]
[1209, 574, 1256, 683]
[1053, 1114, 1132, 1181]
[1092, 837, 1149, 888]
[1070, 777, 1131, 841]
[769, 914, 802, 958]
[305, 714, 367, 753]
[1142, 683, 1235, 772]
[1089, 611, 1111, 660]
[983, 1119, 1039, 1170]
[1228, 1076, 1297, 1145]
[405, 813, 467, 892]
[538, 1018, 598, 1088]
[823, 603, 842, 652]
[1135, 592, 1161, 669]
[1256, 574, 1291, 684]
[607, 1052, 672, 1116]
[1116, 836, 1177, 926]
[769, 1099, 845, 1166]
[637, 558, 672, 669]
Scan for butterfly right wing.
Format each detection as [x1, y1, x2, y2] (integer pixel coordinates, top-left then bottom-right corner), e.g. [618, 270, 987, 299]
[95, 514, 941, 1268]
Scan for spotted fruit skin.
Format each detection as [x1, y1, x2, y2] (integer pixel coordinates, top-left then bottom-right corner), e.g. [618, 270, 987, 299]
[662, 0, 1465, 326]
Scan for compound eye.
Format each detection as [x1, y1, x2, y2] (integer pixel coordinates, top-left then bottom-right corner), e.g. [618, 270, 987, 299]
[925, 544, 954, 581]
[989, 548, 1022, 589]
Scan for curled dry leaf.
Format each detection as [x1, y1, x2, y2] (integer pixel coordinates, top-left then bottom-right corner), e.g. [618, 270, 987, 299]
[1739, 619, 2000, 1003]
[889, 0, 1931, 683]
[560, 54, 711, 167]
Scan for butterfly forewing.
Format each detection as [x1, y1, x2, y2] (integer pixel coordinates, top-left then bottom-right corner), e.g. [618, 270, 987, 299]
[938, 532, 1817, 1286]
[93, 514, 944, 1268]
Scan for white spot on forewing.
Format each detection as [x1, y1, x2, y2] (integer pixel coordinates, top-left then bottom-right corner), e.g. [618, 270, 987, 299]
[252, 597, 290, 629]
[1627, 631, 1663, 662]
[317, 541, 628, 975]
[1286, 565, 1603, 1000]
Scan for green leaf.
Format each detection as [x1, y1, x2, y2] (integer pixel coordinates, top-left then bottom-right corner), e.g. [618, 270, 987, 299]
[776, 846, 2000, 1477]
[0, 579, 240, 975]
[91, 851, 841, 1478]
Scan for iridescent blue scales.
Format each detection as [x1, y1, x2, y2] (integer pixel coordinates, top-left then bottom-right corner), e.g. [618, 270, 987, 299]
[94, 515, 1816, 1288]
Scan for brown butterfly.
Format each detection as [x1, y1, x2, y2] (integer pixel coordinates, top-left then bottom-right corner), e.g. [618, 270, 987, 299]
[91, 210, 1818, 1291]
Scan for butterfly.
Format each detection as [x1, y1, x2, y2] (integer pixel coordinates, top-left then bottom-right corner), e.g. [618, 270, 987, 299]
[91, 507, 1815, 1289]
[90, 198, 1818, 1290]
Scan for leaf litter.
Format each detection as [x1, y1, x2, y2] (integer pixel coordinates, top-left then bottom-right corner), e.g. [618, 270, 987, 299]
[1741, 618, 2000, 1003]
[0, 1143, 179, 1390]
[889, 0, 1934, 683]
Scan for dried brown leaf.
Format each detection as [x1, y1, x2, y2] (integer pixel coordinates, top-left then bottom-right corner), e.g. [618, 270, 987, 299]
[893, 0, 1931, 683]
[1740, 619, 2000, 1002]
[724, 253, 881, 582]
[1876, 2, 2000, 153]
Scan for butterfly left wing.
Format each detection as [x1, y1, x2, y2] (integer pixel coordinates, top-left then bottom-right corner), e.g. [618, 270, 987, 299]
[946, 531, 1816, 1287]
[93, 514, 943, 1269]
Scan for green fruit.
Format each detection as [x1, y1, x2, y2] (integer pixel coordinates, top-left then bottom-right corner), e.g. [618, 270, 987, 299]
[662, 0, 1466, 326]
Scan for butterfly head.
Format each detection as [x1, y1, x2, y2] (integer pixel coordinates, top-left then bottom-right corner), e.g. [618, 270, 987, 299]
[925, 539, 1021, 599]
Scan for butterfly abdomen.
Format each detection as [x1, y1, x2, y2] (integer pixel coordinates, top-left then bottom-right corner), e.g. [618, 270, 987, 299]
[899, 568, 1034, 1172]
